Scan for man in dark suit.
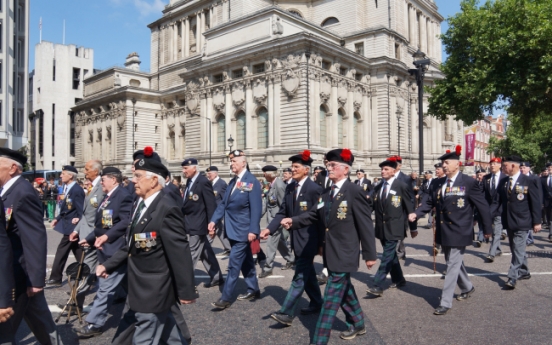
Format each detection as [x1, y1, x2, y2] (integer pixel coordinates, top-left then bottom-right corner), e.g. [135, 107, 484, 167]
[392, 156, 417, 260]
[181, 158, 223, 288]
[98, 157, 198, 344]
[282, 148, 377, 344]
[414, 146, 492, 315]
[0, 199, 15, 344]
[354, 169, 372, 198]
[261, 150, 324, 326]
[76, 167, 133, 338]
[47, 165, 86, 286]
[206, 166, 232, 255]
[482, 157, 505, 262]
[418, 170, 434, 228]
[493, 156, 542, 289]
[541, 162, 552, 242]
[164, 172, 184, 209]
[0, 148, 62, 344]
[209, 150, 262, 309]
[366, 158, 416, 297]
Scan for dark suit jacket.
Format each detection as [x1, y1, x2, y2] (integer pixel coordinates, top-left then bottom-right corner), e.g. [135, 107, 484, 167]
[397, 171, 417, 230]
[55, 183, 85, 235]
[211, 170, 262, 242]
[541, 176, 552, 208]
[103, 190, 198, 314]
[291, 179, 377, 272]
[482, 172, 503, 217]
[267, 178, 324, 258]
[373, 178, 414, 241]
[0, 201, 14, 308]
[86, 186, 133, 263]
[165, 182, 183, 209]
[416, 173, 492, 246]
[493, 174, 541, 230]
[354, 177, 372, 197]
[182, 174, 217, 236]
[212, 178, 228, 204]
[3, 177, 48, 291]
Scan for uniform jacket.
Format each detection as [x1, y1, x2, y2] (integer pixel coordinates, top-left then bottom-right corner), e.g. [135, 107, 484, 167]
[74, 180, 105, 239]
[482, 172, 503, 217]
[541, 175, 552, 208]
[354, 178, 372, 197]
[103, 190, 198, 313]
[373, 178, 414, 241]
[55, 183, 85, 235]
[416, 173, 492, 246]
[493, 173, 541, 230]
[291, 179, 376, 272]
[418, 178, 433, 197]
[210, 170, 262, 242]
[263, 177, 286, 222]
[3, 177, 48, 292]
[267, 178, 324, 258]
[212, 178, 228, 204]
[0, 202, 14, 308]
[86, 186, 133, 263]
[397, 171, 417, 230]
[182, 174, 217, 236]
[165, 182, 183, 209]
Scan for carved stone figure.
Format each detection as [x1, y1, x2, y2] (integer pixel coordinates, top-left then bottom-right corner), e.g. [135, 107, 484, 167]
[272, 15, 284, 35]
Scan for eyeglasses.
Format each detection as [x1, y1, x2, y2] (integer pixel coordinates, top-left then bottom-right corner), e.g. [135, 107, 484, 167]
[326, 162, 346, 169]
[133, 173, 146, 180]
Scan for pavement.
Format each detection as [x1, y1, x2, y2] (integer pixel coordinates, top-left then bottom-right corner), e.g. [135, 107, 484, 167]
[15, 215, 552, 345]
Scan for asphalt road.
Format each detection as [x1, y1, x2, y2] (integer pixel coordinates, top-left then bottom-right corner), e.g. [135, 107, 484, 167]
[15, 215, 552, 345]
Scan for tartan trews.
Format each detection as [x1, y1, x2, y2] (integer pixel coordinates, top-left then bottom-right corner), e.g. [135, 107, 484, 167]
[312, 272, 365, 345]
[280, 257, 322, 316]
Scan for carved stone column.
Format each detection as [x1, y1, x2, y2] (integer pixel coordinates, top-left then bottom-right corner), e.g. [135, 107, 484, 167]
[244, 82, 254, 150]
[346, 84, 355, 149]
[196, 12, 202, 54]
[225, 85, 233, 143]
[160, 26, 165, 65]
[184, 18, 190, 58]
[330, 78, 338, 148]
[362, 87, 370, 151]
[273, 74, 282, 147]
[173, 22, 178, 61]
[371, 86, 379, 152]
[313, 73, 320, 146]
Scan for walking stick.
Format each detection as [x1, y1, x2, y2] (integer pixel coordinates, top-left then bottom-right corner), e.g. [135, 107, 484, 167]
[55, 247, 90, 324]
[432, 212, 436, 274]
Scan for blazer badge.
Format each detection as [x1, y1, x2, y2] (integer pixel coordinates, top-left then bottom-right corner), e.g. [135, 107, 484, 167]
[5, 207, 12, 223]
[300, 201, 308, 211]
[90, 196, 99, 208]
[391, 196, 401, 208]
[363, 184, 367, 191]
[457, 198, 465, 208]
[517, 193, 524, 200]
[337, 201, 347, 220]
[102, 209, 113, 229]
[192, 194, 199, 201]
[66, 198, 73, 210]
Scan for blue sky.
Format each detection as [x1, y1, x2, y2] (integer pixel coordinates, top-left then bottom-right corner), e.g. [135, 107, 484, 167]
[29, 0, 463, 71]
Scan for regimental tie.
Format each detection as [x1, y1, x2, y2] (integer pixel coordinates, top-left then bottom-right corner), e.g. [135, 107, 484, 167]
[293, 183, 299, 209]
[131, 201, 146, 229]
[326, 184, 337, 224]
[508, 177, 513, 195]
[381, 182, 389, 204]
[445, 179, 452, 198]
[491, 175, 496, 191]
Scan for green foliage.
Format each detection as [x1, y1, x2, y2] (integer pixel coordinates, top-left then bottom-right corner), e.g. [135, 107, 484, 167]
[428, 0, 552, 126]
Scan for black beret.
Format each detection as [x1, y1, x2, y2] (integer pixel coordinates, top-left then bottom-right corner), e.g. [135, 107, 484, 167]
[283, 168, 292, 173]
[313, 166, 325, 171]
[101, 167, 121, 176]
[0, 148, 27, 166]
[520, 161, 532, 167]
[434, 163, 443, 168]
[134, 158, 169, 179]
[133, 146, 161, 162]
[379, 159, 398, 169]
[476, 169, 486, 174]
[262, 165, 278, 172]
[356, 169, 365, 174]
[438, 146, 462, 161]
[228, 150, 245, 158]
[546, 162, 552, 168]
[288, 150, 313, 166]
[181, 158, 198, 167]
[503, 155, 522, 164]
[62, 165, 78, 174]
[425, 170, 433, 174]
[325, 149, 354, 166]
[206, 166, 218, 172]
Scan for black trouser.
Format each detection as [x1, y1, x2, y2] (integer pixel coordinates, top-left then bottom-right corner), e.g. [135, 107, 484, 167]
[49, 234, 83, 281]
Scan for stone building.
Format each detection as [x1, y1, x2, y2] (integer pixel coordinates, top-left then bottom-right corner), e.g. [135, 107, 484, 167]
[72, 0, 464, 178]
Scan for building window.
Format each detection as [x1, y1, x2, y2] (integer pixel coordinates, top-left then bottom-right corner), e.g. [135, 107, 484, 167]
[213, 73, 223, 84]
[321, 17, 339, 27]
[0, 101, 2, 126]
[52, 104, 55, 156]
[320, 106, 327, 147]
[217, 114, 226, 152]
[288, 10, 302, 18]
[0, 61, 2, 91]
[353, 113, 360, 149]
[0, 22, 3, 52]
[355, 73, 363, 81]
[53, 59, 56, 81]
[232, 69, 243, 78]
[355, 42, 364, 55]
[322, 60, 331, 70]
[395, 43, 400, 60]
[38, 111, 44, 156]
[73, 68, 80, 89]
[236, 111, 246, 150]
[257, 107, 268, 149]
[70, 112, 75, 157]
[337, 109, 344, 146]
[253, 63, 265, 74]
[75, 47, 79, 57]
[13, 110, 23, 133]
[339, 67, 347, 76]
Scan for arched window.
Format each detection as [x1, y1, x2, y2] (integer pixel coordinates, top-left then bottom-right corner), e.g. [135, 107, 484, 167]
[320, 106, 327, 147]
[169, 131, 176, 160]
[337, 109, 345, 147]
[216, 114, 226, 152]
[257, 107, 268, 149]
[353, 113, 360, 149]
[288, 10, 303, 18]
[322, 17, 339, 27]
[236, 111, 246, 150]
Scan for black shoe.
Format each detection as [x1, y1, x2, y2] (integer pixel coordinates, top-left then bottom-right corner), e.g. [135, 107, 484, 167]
[504, 279, 516, 289]
[399, 256, 406, 261]
[185, 337, 192, 345]
[211, 299, 231, 309]
[237, 291, 261, 301]
[518, 274, 531, 280]
[433, 306, 450, 315]
[220, 249, 231, 257]
[270, 312, 294, 326]
[442, 269, 447, 275]
[486, 255, 495, 263]
[365, 285, 383, 297]
[500, 234, 506, 240]
[281, 262, 295, 270]
[300, 305, 321, 315]
[339, 326, 366, 340]
[76, 324, 103, 339]
[204, 279, 224, 288]
[317, 273, 328, 285]
[456, 286, 475, 301]
[474, 241, 482, 248]
[113, 296, 127, 304]
[527, 242, 534, 246]
[390, 279, 406, 289]
[45, 279, 62, 287]
[258, 270, 273, 278]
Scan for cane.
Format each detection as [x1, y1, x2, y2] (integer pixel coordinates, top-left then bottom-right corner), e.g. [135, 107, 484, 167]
[432, 212, 436, 274]
[55, 246, 90, 324]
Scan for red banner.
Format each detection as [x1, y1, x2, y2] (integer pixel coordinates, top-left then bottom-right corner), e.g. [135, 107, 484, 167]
[464, 128, 475, 166]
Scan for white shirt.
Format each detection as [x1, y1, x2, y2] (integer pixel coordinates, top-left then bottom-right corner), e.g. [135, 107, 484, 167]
[64, 181, 77, 195]
[91, 176, 101, 188]
[357, 177, 364, 185]
[1, 175, 21, 196]
[132, 191, 161, 222]
[295, 176, 309, 200]
[331, 178, 347, 197]
[441, 171, 460, 197]
[380, 176, 396, 199]
[106, 185, 118, 197]
[509, 171, 521, 190]
[425, 178, 433, 188]
[186, 171, 200, 191]
[212, 176, 220, 186]
[231, 169, 248, 194]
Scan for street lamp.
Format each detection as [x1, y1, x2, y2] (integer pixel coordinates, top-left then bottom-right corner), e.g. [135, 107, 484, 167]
[409, 49, 431, 175]
[227, 135, 234, 152]
[396, 107, 402, 157]
[131, 98, 137, 150]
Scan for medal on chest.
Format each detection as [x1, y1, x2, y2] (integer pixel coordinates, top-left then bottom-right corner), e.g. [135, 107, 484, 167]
[391, 196, 401, 208]
[337, 201, 347, 220]
[134, 232, 157, 252]
[457, 198, 465, 208]
[299, 201, 308, 211]
[5, 207, 12, 223]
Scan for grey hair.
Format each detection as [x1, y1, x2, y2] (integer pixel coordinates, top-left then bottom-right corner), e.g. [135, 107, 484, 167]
[104, 172, 123, 184]
[66, 171, 77, 180]
[145, 171, 166, 188]
[90, 160, 103, 173]
[264, 171, 277, 178]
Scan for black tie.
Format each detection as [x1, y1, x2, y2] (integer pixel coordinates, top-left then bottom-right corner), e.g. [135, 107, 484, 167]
[445, 179, 452, 198]
[381, 182, 389, 204]
[508, 177, 513, 195]
[326, 185, 336, 224]
[130, 201, 146, 230]
[491, 175, 496, 191]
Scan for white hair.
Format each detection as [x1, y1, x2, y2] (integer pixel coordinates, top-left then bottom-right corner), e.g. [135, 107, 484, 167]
[145, 171, 166, 187]
[67, 171, 77, 180]
[264, 171, 277, 178]
[90, 160, 103, 173]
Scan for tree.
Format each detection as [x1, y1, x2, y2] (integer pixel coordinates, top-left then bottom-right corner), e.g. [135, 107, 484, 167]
[428, 0, 552, 126]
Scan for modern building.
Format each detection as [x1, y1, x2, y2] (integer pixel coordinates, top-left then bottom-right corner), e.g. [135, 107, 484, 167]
[29, 42, 94, 170]
[0, 0, 29, 150]
[72, 0, 464, 178]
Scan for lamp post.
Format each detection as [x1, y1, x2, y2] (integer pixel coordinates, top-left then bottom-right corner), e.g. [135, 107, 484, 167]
[396, 107, 402, 157]
[409, 49, 431, 175]
[131, 98, 137, 150]
[227, 134, 234, 153]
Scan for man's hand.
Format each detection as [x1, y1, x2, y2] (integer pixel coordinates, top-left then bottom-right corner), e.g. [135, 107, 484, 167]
[410, 230, 418, 239]
[248, 233, 256, 242]
[208, 229, 216, 239]
[0, 307, 14, 323]
[484, 234, 492, 239]
[27, 287, 43, 297]
[94, 235, 109, 250]
[71, 218, 80, 225]
[260, 229, 270, 240]
[69, 232, 79, 242]
[78, 239, 90, 248]
[180, 299, 196, 305]
[281, 218, 293, 229]
[96, 265, 109, 279]
[51, 219, 58, 227]
[408, 213, 417, 222]
[534, 224, 542, 233]
[208, 222, 216, 232]
[365, 260, 377, 270]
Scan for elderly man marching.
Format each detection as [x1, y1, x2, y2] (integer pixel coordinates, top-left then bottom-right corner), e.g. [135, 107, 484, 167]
[261, 150, 324, 326]
[282, 148, 377, 344]
[412, 146, 492, 315]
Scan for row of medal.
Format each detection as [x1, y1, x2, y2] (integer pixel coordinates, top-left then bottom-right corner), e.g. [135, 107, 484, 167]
[134, 232, 157, 250]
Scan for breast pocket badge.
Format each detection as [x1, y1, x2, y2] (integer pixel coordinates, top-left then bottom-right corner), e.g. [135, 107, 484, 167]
[457, 198, 465, 208]
[66, 198, 73, 210]
[192, 194, 199, 201]
[90, 196, 99, 208]
[337, 201, 348, 220]
[5, 207, 12, 223]
[102, 209, 113, 229]
[517, 193, 524, 201]
[300, 201, 308, 211]
[391, 196, 401, 208]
